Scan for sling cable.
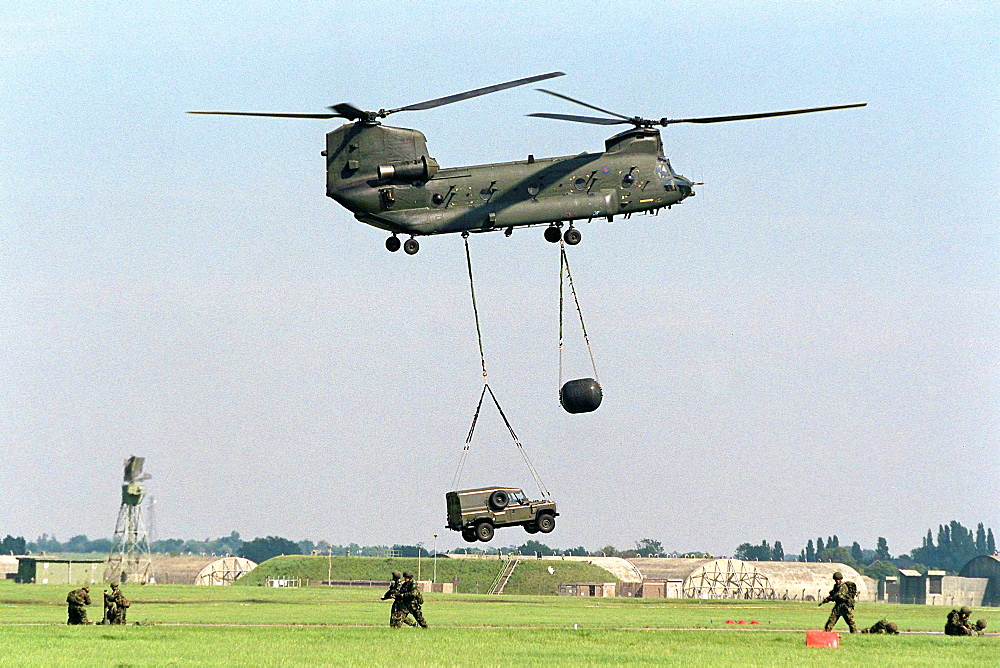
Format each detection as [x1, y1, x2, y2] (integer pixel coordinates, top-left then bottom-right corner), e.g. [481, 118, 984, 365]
[558, 241, 602, 413]
[451, 234, 549, 499]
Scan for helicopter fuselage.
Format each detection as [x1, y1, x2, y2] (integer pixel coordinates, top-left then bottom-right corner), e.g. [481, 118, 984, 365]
[325, 122, 694, 239]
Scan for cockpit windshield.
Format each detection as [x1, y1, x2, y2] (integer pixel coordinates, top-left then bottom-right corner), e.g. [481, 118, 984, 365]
[656, 157, 680, 190]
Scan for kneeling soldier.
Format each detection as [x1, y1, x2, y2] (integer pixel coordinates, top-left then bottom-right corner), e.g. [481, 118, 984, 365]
[66, 587, 92, 625]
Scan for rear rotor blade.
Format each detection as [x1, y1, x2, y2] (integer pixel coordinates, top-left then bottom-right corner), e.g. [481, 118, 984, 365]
[527, 112, 629, 126]
[387, 71, 565, 114]
[661, 103, 867, 126]
[535, 89, 632, 121]
[187, 111, 337, 119]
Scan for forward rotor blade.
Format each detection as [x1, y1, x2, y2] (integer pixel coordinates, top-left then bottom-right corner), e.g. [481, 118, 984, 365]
[187, 111, 337, 119]
[535, 89, 632, 121]
[527, 112, 629, 126]
[662, 103, 867, 126]
[387, 71, 565, 114]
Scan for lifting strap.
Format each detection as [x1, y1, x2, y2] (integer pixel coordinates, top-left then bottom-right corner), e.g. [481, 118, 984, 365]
[452, 236, 549, 498]
[464, 235, 488, 379]
[451, 382, 549, 498]
[558, 241, 600, 389]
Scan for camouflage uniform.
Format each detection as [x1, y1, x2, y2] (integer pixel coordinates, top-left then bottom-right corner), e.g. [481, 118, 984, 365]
[821, 574, 857, 633]
[945, 608, 975, 636]
[100, 588, 117, 625]
[398, 573, 427, 628]
[111, 584, 129, 625]
[381, 572, 415, 628]
[66, 587, 92, 625]
[861, 619, 898, 634]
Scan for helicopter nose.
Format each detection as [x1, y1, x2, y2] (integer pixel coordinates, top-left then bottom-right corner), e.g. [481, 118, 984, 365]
[676, 176, 695, 200]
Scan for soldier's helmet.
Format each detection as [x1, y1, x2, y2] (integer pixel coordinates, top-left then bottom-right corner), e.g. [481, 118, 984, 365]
[832, 571, 843, 580]
[402, 572, 413, 579]
[391, 571, 401, 580]
[886, 622, 898, 632]
[975, 619, 987, 630]
[82, 587, 89, 592]
[960, 606, 971, 615]
[110, 583, 119, 590]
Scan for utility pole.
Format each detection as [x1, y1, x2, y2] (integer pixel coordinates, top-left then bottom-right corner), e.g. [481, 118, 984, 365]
[433, 533, 438, 584]
[328, 544, 332, 586]
[417, 542, 423, 581]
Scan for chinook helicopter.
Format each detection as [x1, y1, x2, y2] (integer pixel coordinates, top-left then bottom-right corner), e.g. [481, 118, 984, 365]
[190, 73, 865, 254]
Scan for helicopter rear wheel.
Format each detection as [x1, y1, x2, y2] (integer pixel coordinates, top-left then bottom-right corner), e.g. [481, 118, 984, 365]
[403, 237, 420, 255]
[386, 235, 401, 252]
[563, 227, 582, 245]
[544, 225, 562, 243]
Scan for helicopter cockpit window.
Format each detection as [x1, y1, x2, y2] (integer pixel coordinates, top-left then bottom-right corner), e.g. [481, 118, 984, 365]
[656, 158, 678, 191]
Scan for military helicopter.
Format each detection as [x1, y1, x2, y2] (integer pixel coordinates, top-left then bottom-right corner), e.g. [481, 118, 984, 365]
[190, 73, 864, 254]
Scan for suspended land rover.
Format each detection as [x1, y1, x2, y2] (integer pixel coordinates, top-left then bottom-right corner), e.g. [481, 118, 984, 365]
[446, 487, 558, 542]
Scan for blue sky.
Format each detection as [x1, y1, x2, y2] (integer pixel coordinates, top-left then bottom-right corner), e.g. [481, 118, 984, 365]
[1, 1, 997, 556]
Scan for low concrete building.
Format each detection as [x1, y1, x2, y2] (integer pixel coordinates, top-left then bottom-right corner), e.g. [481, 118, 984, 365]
[896, 568, 987, 606]
[557, 582, 616, 597]
[15, 557, 104, 585]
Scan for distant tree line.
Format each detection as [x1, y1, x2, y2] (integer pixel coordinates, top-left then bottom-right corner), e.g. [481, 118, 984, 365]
[9, 520, 995, 573]
[735, 520, 995, 577]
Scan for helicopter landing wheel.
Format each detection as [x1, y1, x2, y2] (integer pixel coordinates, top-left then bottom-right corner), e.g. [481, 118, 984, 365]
[403, 237, 420, 255]
[544, 225, 562, 243]
[563, 227, 582, 245]
[385, 235, 401, 252]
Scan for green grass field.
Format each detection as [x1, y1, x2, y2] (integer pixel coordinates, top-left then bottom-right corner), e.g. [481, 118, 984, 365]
[0, 582, 995, 666]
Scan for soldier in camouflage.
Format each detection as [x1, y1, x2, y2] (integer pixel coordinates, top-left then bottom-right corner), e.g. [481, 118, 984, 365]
[110, 583, 130, 624]
[100, 587, 117, 625]
[820, 572, 857, 633]
[381, 571, 416, 628]
[945, 606, 978, 636]
[66, 587, 92, 625]
[861, 619, 898, 634]
[398, 572, 428, 628]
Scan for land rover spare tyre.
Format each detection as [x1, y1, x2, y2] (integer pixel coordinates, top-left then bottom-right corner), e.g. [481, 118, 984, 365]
[560, 378, 603, 414]
[488, 490, 509, 511]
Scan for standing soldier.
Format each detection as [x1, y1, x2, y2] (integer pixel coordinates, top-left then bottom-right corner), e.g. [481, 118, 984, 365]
[111, 583, 130, 624]
[381, 571, 415, 628]
[861, 619, 898, 634]
[398, 572, 428, 628]
[819, 572, 858, 633]
[66, 587, 92, 625]
[100, 587, 118, 625]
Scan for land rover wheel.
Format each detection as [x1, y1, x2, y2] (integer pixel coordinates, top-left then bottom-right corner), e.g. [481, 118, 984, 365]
[488, 490, 509, 511]
[462, 528, 477, 543]
[475, 520, 495, 542]
[536, 513, 556, 534]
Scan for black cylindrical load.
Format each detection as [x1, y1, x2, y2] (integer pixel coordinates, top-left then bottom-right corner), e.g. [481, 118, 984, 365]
[560, 378, 603, 414]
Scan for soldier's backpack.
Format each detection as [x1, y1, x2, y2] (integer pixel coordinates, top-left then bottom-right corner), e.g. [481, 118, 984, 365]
[118, 596, 130, 608]
[844, 581, 858, 600]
